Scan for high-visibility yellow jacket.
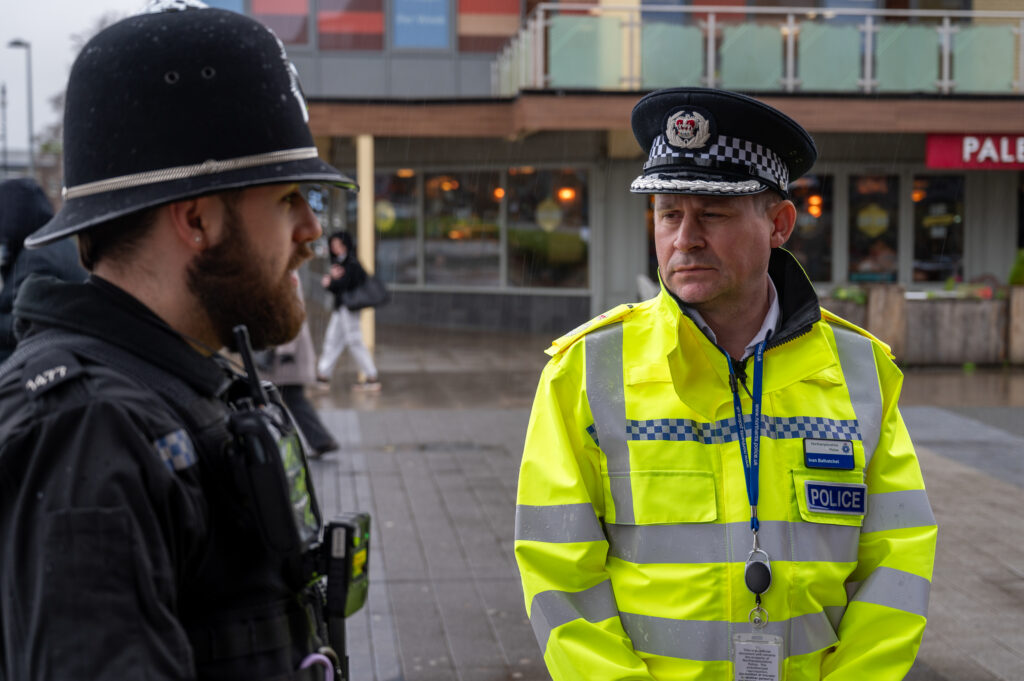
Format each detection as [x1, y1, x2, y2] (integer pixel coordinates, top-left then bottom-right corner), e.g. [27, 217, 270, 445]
[515, 250, 937, 681]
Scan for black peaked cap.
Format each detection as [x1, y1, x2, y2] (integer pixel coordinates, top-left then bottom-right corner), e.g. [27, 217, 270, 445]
[630, 88, 817, 197]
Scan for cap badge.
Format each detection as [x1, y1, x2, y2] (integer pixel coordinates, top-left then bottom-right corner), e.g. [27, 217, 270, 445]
[666, 110, 711, 150]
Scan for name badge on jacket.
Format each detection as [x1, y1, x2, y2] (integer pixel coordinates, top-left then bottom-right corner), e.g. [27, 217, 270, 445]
[803, 438, 855, 470]
[805, 481, 867, 515]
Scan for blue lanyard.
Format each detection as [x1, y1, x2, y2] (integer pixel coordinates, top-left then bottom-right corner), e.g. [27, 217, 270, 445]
[727, 340, 766, 533]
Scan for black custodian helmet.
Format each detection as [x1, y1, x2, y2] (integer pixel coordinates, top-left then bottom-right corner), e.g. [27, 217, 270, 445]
[26, 0, 356, 248]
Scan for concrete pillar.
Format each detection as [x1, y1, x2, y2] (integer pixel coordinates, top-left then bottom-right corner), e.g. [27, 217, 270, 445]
[356, 134, 375, 359]
[1010, 286, 1024, 365]
[865, 284, 906, 362]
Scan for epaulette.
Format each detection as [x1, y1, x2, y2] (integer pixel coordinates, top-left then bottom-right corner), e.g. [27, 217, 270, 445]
[821, 308, 894, 360]
[546, 304, 635, 357]
[21, 349, 85, 398]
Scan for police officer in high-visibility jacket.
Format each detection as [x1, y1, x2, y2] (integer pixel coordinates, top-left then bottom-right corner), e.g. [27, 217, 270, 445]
[514, 88, 937, 681]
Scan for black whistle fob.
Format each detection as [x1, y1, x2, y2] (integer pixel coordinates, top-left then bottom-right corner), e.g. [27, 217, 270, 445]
[228, 326, 322, 556]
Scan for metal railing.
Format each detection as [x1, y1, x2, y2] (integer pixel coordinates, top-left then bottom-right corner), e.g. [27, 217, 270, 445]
[491, 3, 1024, 96]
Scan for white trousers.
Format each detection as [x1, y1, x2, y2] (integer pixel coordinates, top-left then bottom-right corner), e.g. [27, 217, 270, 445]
[317, 307, 378, 379]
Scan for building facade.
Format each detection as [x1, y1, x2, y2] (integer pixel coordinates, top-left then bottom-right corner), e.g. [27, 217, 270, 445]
[209, 0, 1024, 334]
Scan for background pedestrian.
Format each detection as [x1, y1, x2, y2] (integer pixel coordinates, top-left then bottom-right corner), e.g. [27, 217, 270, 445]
[0, 177, 86, 363]
[317, 230, 381, 391]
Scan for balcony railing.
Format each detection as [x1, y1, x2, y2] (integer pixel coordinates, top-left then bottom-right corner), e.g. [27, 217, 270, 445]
[491, 3, 1024, 96]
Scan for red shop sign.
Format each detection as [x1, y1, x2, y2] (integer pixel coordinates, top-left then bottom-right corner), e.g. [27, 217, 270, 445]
[927, 134, 1024, 169]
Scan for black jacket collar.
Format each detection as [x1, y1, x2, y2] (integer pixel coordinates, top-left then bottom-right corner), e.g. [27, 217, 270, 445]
[13, 274, 229, 397]
[765, 248, 821, 349]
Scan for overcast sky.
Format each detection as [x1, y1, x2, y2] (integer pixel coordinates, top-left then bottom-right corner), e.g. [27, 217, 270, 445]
[1, 0, 143, 157]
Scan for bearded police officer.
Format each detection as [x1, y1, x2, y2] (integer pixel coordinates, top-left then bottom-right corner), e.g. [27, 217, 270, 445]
[514, 88, 937, 680]
[0, 2, 360, 680]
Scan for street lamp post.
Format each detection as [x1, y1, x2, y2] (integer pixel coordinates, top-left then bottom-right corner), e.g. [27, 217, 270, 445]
[7, 39, 34, 180]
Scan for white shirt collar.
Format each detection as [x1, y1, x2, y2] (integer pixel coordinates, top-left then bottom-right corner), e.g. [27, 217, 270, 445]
[683, 278, 780, 360]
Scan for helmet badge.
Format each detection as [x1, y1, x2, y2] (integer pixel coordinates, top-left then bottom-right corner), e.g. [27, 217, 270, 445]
[666, 110, 711, 149]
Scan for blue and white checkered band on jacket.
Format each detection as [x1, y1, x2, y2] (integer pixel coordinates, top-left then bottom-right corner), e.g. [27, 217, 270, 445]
[635, 133, 789, 192]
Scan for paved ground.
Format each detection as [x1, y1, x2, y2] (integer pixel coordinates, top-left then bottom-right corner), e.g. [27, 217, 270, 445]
[307, 323, 1024, 681]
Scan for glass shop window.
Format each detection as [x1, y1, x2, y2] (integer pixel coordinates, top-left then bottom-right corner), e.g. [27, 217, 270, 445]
[252, 0, 310, 45]
[506, 168, 589, 289]
[911, 175, 964, 283]
[848, 174, 899, 283]
[424, 171, 501, 286]
[785, 174, 833, 282]
[319, 0, 385, 50]
[375, 170, 419, 285]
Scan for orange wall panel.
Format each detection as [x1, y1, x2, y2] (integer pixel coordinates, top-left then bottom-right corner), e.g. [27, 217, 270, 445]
[318, 11, 384, 34]
[459, 0, 519, 14]
[252, 0, 309, 14]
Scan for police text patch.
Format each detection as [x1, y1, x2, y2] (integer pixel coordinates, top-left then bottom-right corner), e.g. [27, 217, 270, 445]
[804, 438, 855, 470]
[804, 481, 867, 515]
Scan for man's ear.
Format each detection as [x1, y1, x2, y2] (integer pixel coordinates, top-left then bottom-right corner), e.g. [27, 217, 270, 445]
[166, 195, 225, 252]
[768, 200, 797, 248]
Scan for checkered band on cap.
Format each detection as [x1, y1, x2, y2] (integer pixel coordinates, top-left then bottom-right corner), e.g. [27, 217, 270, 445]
[636, 133, 789, 191]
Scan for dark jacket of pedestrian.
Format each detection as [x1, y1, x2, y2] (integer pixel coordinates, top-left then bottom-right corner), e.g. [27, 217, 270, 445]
[0, 178, 87, 362]
[324, 231, 367, 310]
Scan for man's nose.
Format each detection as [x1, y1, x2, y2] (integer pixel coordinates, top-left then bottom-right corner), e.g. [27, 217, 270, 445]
[672, 212, 704, 251]
[295, 200, 323, 243]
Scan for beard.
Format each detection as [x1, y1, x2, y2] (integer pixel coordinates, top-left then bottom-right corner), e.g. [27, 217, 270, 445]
[187, 204, 311, 351]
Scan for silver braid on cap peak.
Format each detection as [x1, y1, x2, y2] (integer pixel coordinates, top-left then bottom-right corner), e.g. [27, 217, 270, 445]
[630, 176, 763, 193]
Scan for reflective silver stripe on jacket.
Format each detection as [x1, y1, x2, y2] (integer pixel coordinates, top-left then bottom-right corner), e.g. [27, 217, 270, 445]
[516, 503, 860, 568]
[530, 585, 838, 659]
[604, 518, 860, 565]
[847, 566, 931, 618]
[861, 489, 935, 534]
[829, 565, 932, 628]
[585, 324, 634, 524]
[830, 325, 883, 469]
[529, 581, 619, 651]
[516, 503, 606, 544]
[620, 610, 838, 661]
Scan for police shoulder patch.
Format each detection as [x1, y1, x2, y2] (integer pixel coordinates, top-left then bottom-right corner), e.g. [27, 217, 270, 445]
[546, 304, 635, 357]
[22, 350, 84, 398]
[154, 428, 198, 472]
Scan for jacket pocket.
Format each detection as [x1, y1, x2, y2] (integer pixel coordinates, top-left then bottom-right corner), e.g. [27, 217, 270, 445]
[793, 470, 866, 528]
[609, 469, 718, 525]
